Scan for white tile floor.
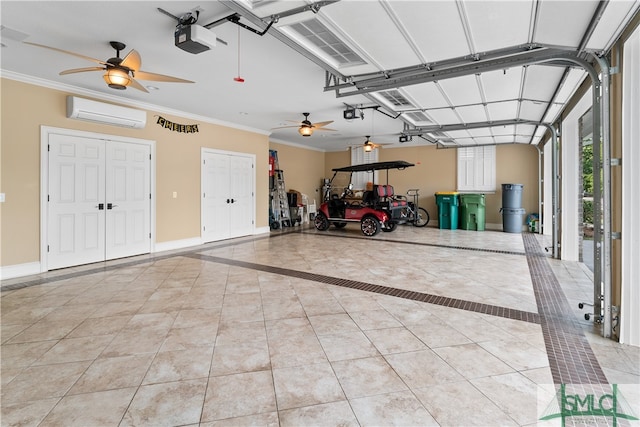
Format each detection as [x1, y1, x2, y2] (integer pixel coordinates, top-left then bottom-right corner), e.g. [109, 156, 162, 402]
[1, 226, 638, 426]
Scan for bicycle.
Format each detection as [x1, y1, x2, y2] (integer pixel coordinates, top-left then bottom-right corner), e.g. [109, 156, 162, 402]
[400, 189, 430, 227]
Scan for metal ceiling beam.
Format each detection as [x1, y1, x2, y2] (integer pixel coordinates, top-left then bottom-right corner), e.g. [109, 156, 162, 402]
[399, 118, 549, 136]
[324, 45, 583, 97]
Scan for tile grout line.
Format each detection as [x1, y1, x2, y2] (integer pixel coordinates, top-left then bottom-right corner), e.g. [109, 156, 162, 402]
[522, 232, 608, 385]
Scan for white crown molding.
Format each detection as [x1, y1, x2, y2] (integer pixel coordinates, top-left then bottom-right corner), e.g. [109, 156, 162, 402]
[0, 70, 269, 136]
[269, 136, 326, 152]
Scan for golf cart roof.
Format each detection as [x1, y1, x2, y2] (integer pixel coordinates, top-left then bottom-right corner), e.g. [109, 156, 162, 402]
[332, 161, 415, 173]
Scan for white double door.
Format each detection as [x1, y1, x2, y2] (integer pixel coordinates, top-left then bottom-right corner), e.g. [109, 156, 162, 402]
[48, 133, 151, 270]
[202, 149, 254, 242]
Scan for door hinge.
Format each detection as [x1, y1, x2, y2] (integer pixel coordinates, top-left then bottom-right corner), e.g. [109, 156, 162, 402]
[47, 195, 50, 202]
[149, 193, 152, 200]
[149, 232, 151, 238]
[47, 245, 50, 252]
[149, 154, 151, 160]
[203, 226, 206, 231]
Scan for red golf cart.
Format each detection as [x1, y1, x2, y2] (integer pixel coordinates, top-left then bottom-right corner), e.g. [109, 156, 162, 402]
[314, 160, 418, 236]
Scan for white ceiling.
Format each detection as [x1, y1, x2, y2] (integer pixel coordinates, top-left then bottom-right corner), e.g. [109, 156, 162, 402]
[1, 1, 638, 151]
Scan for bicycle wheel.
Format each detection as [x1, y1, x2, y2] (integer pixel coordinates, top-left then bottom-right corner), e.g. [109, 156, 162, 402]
[413, 207, 430, 227]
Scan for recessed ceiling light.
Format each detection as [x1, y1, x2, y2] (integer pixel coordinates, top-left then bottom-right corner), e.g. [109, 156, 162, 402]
[146, 86, 159, 91]
[239, 112, 249, 115]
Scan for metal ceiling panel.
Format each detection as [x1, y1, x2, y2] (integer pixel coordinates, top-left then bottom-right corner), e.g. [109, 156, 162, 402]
[456, 105, 489, 123]
[321, 2, 420, 70]
[522, 66, 565, 100]
[479, 68, 524, 103]
[586, 1, 640, 51]
[446, 130, 473, 139]
[386, 1, 471, 62]
[403, 82, 451, 109]
[467, 128, 492, 138]
[426, 108, 462, 126]
[437, 75, 483, 106]
[543, 103, 564, 124]
[554, 69, 588, 105]
[473, 136, 496, 145]
[534, 0, 600, 47]
[487, 101, 519, 121]
[519, 100, 549, 121]
[464, 0, 534, 52]
[494, 135, 517, 144]
[516, 124, 538, 135]
[492, 125, 517, 136]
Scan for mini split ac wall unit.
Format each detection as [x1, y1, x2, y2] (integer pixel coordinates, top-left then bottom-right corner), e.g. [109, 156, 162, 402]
[66, 96, 147, 129]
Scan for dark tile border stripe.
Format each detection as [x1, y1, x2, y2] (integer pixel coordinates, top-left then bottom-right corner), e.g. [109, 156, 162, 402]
[186, 252, 541, 324]
[522, 232, 608, 385]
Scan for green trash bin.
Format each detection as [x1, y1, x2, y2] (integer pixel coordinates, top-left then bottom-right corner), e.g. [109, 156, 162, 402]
[435, 192, 459, 230]
[460, 193, 486, 231]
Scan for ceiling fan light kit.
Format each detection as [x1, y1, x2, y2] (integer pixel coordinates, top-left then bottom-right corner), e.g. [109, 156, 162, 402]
[103, 68, 131, 89]
[298, 126, 313, 137]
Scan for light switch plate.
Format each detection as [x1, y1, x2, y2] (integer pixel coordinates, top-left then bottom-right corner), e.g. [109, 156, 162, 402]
[0, 193, 5, 203]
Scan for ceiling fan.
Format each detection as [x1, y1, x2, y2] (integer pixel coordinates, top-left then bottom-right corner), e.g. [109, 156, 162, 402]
[272, 112, 335, 137]
[24, 41, 194, 93]
[359, 136, 388, 152]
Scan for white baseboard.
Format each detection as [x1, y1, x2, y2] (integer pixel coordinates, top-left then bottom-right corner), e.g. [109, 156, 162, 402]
[153, 237, 203, 253]
[254, 226, 271, 235]
[0, 262, 41, 281]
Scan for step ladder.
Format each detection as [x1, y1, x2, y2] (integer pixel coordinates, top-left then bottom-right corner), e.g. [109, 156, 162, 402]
[269, 150, 291, 229]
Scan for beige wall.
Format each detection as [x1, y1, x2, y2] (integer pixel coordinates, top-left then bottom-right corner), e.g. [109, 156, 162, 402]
[325, 144, 540, 227]
[268, 142, 326, 206]
[0, 78, 269, 267]
[1, 77, 542, 270]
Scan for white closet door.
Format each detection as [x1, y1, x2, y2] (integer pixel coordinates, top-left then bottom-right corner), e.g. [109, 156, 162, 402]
[201, 150, 254, 243]
[48, 133, 152, 270]
[202, 151, 231, 242]
[229, 155, 254, 238]
[105, 141, 151, 259]
[48, 134, 106, 269]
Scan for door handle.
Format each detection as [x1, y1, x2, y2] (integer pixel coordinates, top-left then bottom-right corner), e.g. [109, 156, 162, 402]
[226, 199, 230, 203]
[107, 203, 118, 210]
[230, 199, 235, 203]
[96, 203, 104, 210]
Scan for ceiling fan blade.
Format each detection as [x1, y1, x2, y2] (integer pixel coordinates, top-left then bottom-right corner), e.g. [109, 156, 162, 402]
[312, 120, 334, 128]
[120, 49, 142, 71]
[270, 125, 300, 130]
[315, 127, 337, 132]
[24, 41, 107, 65]
[59, 66, 105, 75]
[134, 70, 194, 83]
[128, 77, 149, 93]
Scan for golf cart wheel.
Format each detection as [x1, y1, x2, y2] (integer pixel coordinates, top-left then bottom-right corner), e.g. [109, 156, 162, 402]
[314, 212, 329, 231]
[333, 222, 347, 228]
[414, 208, 430, 227]
[361, 215, 380, 236]
[382, 221, 397, 232]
